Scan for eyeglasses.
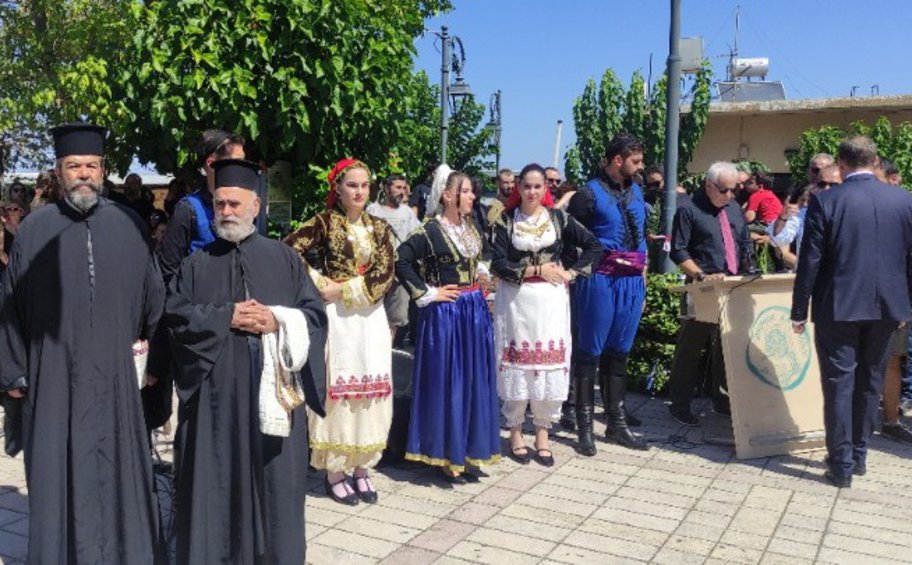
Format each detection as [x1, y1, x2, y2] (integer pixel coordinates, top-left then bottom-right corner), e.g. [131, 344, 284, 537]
[546, 177, 560, 184]
[816, 180, 833, 189]
[708, 180, 736, 195]
[2, 207, 21, 213]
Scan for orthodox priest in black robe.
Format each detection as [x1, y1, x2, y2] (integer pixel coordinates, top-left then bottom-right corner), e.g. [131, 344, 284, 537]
[166, 159, 327, 564]
[0, 123, 165, 563]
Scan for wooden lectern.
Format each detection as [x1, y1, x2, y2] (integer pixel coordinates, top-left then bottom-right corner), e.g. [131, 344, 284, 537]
[676, 274, 826, 459]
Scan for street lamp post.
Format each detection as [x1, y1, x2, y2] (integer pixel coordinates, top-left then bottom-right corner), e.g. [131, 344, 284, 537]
[439, 26, 451, 164]
[660, 0, 682, 273]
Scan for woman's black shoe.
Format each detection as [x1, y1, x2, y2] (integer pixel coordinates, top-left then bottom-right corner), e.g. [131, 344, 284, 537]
[534, 447, 555, 467]
[325, 475, 359, 506]
[508, 445, 531, 464]
[441, 468, 468, 484]
[352, 474, 378, 504]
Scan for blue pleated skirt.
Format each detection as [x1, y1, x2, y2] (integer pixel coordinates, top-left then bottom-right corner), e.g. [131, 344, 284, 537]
[573, 273, 646, 358]
[405, 289, 501, 471]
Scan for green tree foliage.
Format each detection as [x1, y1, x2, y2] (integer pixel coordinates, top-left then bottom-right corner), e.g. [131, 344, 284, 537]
[0, 0, 135, 172]
[628, 272, 682, 394]
[788, 117, 912, 188]
[565, 63, 713, 184]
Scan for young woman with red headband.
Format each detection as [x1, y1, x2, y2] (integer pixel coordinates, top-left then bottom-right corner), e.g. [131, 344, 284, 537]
[285, 158, 395, 506]
[490, 163, 602, 466]
[395, 165, 501, 483]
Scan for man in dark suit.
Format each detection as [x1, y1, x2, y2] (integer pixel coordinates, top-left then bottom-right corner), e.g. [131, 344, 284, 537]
[792, 135, 912, 488]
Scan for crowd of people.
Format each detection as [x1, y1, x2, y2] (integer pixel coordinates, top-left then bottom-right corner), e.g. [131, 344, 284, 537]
[1, 122, 911, 563]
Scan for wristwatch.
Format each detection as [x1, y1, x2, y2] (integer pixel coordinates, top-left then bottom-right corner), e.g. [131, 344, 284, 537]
[695, 272, 706, 282]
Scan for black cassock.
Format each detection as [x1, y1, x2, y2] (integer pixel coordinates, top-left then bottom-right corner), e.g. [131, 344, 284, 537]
[0, 198, 164, 563]
[166, 232, 327, 565]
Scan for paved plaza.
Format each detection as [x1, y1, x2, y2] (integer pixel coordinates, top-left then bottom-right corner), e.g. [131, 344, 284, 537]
[2, 394, 912, 564]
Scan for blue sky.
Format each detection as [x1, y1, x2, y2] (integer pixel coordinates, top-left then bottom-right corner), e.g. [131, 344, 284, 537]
[413, 0, 912, 172]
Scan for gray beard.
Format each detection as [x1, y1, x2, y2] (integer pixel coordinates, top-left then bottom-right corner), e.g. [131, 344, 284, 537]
[63, 180, 103, 213]
[215, 219, 255, 243]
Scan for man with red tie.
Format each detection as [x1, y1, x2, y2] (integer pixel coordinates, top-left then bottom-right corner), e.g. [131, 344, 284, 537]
[667, 161, 754, 425]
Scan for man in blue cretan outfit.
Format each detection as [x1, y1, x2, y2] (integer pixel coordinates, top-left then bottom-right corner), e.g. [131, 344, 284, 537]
[567, 133, 650, 454]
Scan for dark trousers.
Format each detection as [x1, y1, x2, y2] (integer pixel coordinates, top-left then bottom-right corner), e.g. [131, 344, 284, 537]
[668, 319, 726, 410]
[814, 320, 896, 477]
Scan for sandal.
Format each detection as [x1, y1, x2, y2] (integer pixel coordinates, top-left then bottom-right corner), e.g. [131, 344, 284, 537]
[508, 445, 531, 465]
[534, 442, 554, 467]
[325, 475, 359, 506]
[440, 467, 467, 484]
[352, 474, 378, 504]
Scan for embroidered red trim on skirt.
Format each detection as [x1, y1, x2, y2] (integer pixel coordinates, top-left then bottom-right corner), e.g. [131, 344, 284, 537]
[329, 373, 392, 400]
[501, 339, 567, 365]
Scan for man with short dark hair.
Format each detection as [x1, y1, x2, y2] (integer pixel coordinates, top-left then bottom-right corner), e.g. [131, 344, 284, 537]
[567, 133, 650, 454]
[484, 168, 516, 227]
[544, 166, 561, 197]
[792, 135, 912, 487]
[1, 123, 164, 563]
[743, 171, 782, 225]
[158, 129, 246, 284]
[667, 161, 754, 426]
[367, 173, 420, 339]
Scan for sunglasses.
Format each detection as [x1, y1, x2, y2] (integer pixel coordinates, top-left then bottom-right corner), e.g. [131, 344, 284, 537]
[708, 180, 736, 195]
[809, 167, 820, 175]
[816, 180, 833, 189]
[546, 177, 560, 184]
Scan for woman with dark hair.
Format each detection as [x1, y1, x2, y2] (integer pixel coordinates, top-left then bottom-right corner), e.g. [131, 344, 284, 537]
[285, 158, 396, 505]
[396, 165, 501, 483]
[491, 164, 601, 466]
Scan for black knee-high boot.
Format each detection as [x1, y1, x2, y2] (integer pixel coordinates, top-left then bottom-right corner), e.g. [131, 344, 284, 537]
[604, 356, 649, 451]
[599, 353, 640, 427]
[574, 360, 597, 456]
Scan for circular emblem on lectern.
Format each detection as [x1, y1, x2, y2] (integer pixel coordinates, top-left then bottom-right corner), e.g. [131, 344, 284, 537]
[745, 306, 811, 391]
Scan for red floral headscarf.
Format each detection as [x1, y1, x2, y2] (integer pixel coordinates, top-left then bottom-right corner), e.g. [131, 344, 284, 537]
[326, 158, 370, 209]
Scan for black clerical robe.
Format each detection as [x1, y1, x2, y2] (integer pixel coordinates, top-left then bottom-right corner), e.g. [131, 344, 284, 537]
[0, 198, 164, 564]
[166, 232, 327, 565]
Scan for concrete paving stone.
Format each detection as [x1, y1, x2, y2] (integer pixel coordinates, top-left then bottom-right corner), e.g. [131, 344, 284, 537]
[496, 468, 551, 492]
[466, 525, 557, 557]
[700, 485, 748, 504]
[772, 524, 823, 546]
[397, 484, 475, 506]
[602, 495, 690, 521]
[408, 519, 476, 554]
[498, 503, 587, 529]
[825, 519, 911, 547]
[613, 484, 698, 511]
[662, 533, 716, 555]
[377, 546, 440, 565]
[621, 476, 702, 499]
[447, 539, 544, 564]
[564, 455, 641, 477]
[784, 499, 832, 519]
[305, 524, 327, 542]
[742, 485, 792, 509]
[788, 489, 836, 508]
[358, 504, 439, 530]
[575, 517, 669, 547]
[673, 520, 726, 543]
[529, 481, 610, 506]
[765, 537, 819, 560]
[713, 470, 783, 490]
[542, 473, 624, 498]
[650, 547, 710, 565]
[680, 509, 732, 529]
[759, 552, 814, 565]
[829, 507, 912, 533]
[307, 494, 367, 516]
[822, 531, 911, 561]
[447, 502, 501, 526]
[837, 485, 912, 508]
[310, 528, 400, 560]
[306, 505, 353, 528]
[720, 528, 771, 551]
[515, 492, 597, 518]
[634, 467, 713, 488]
[467, 485, 525, 510]
[777, 511, 828, 532]
[589, 449, 652, 469]
[816, 546, 896, 565]
[646, 456, 722, 479]
[546, 542, 647, 565]
[336, 515, 422, 545]
[590, 506, 679, 534]
[833, 497, 908, 521]
[0, 531, 28, 562]
[551, 463, 630, 487]
[728, 507, 783, 536]
[708, 477, 753, 495]
[377, 493, 459, 519]
[430, 556, 476, 565]
[482, 513, 572, 543]
[693, 498, 740, 517]
[709, 542, 763, 564]
[305, 543, 378, 565]
[561, 528, 658, 561]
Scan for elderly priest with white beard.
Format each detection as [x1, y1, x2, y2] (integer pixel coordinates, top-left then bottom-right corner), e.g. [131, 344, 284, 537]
[166, 158, 327, 564]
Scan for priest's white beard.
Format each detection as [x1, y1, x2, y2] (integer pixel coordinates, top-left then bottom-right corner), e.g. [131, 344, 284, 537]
[63, 179, 103, 213]
[215, 212, 256, 243]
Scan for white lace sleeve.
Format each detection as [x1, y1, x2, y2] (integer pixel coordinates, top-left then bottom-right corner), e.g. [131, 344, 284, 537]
[416, 286, 439, 308]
